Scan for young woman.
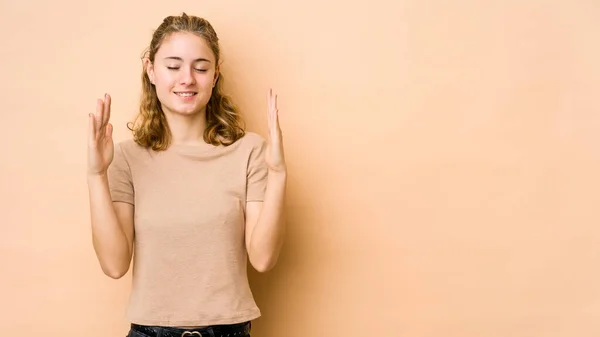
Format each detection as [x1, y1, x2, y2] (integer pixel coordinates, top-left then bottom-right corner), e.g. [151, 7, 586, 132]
[87, 13, 286, 337]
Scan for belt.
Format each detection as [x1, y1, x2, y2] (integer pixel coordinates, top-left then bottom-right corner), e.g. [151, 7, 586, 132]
[130, 321, 251, 337]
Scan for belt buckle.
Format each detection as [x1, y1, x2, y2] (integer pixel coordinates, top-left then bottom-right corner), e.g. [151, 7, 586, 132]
[181, 331, 203, 337]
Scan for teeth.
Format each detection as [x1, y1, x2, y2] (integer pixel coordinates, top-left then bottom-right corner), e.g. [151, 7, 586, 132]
[176, 92, 195, 97]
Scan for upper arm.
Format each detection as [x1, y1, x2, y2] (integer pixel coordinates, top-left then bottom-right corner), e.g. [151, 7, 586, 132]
[108, 142, 136, 258]
[108, 143, 135, 205]
[244, 136, 268, 251]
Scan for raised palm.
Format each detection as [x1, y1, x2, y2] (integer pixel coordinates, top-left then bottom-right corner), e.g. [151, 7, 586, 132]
[88, 94, 114, 176]
[265, 89, 286, 172]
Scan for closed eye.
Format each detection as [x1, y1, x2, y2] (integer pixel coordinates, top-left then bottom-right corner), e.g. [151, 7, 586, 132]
[166, 67, 207, 73]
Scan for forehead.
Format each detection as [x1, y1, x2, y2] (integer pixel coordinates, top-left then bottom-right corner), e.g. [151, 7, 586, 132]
[156, 32, 215, 62]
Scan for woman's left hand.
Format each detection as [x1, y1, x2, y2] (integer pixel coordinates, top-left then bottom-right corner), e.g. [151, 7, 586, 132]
[265, 88, 286, 173]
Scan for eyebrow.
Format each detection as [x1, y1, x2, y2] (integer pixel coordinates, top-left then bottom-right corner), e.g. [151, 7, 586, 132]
[164, 56, 211, 63]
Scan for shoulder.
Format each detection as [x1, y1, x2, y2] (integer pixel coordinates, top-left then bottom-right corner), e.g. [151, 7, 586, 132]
[223, 132, 266, 163]
[112, 138, 151, 165]
[115, 138, 141, 152]
[114, 138, 154, 155]
[236, 132, 266, 150]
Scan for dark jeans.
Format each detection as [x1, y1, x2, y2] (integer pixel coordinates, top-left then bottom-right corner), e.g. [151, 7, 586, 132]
[126, 321, 251, 337]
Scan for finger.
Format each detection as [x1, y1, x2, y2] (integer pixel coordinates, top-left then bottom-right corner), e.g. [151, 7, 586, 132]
[105, 122, 113, 139]
[274, 95, 279, 122]
[88, 112, 96, 144]
[272, 92, 279, 123]
[95, 98, 104, 135]
[267, 89, 273, 129]
[102, 93, 111, 127]
[269, 89, 277, 110]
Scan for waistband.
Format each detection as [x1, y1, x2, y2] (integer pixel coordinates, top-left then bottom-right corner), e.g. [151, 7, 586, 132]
[130, 321, 251, 337]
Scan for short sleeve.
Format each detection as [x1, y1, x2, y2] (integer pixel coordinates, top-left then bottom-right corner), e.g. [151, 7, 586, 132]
[246, 138, 268, 202]
[107, 142, 134, 205]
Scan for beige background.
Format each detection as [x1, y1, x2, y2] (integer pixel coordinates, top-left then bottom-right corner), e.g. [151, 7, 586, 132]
[2, 0, 600, 336]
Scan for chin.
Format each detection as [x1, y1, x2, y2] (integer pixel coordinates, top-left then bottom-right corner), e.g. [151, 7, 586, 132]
[175, 107, 203, 116]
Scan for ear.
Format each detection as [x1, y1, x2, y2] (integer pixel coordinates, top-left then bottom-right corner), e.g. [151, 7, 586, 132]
[145, 58, 155, 85]
[213, 63, 220, 87]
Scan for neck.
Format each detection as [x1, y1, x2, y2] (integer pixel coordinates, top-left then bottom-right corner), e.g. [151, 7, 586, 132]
[163, 108, 208, 145]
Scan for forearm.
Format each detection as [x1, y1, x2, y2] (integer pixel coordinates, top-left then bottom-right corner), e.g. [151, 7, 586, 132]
[87, 173, 132, 278]
[249, 170, 287, 272]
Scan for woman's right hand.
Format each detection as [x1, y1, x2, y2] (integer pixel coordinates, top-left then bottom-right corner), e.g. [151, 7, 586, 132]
[88, 94, 114, 176]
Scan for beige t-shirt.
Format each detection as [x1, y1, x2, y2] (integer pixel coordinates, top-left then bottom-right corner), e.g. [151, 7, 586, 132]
[107, 132, 268, 327]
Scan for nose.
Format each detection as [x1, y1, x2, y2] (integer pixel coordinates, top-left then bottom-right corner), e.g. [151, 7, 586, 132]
[179, 67, 196, 85]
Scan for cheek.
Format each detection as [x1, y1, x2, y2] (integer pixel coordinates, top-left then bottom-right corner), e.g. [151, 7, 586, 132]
[154, 71, 174, 88]
[197, 74, 214, 88]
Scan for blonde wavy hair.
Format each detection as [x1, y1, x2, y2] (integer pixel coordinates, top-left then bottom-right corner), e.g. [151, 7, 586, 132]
[128, 13, 245, 151]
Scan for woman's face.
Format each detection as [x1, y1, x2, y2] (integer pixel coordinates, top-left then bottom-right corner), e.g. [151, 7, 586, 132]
[147, 32, 218, 117]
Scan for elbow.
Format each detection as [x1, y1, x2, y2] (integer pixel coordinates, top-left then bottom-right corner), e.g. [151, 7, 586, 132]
[93, 245, 132, 279]
[251, 254, 279, 273]
[104, 268, 128, 279]
[254, 263, 273, 273]
[254, 262, 274, 273]
[101, 264, 129, 279]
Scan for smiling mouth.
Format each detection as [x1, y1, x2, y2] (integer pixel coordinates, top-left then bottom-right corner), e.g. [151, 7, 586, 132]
[174, 92, 197, 97]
